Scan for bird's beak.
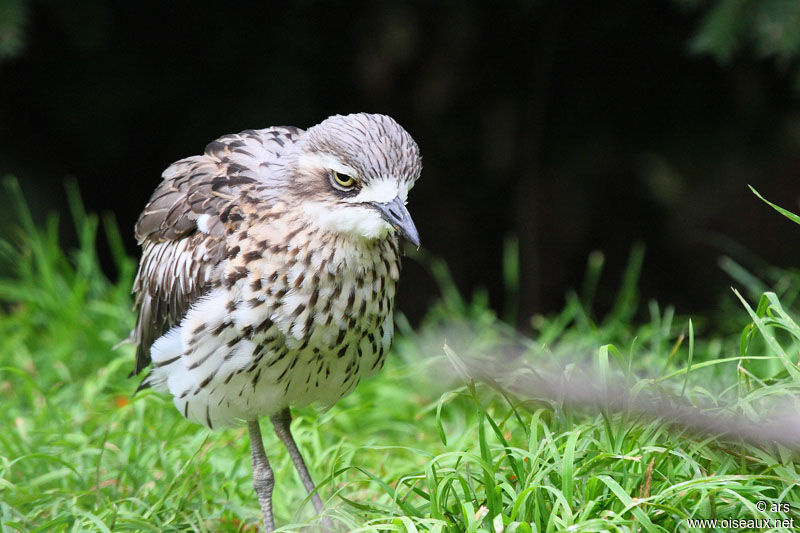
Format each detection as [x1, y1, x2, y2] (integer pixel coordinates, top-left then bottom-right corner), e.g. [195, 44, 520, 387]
[372, 196, 420, 247]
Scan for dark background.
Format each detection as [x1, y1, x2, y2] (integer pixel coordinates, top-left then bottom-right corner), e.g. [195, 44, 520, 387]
[2, 1, 799, 327]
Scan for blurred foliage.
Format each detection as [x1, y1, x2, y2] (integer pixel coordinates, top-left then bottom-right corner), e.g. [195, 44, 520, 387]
[0, 0, 27, 60]
[678, 0, 800, 68]
[3, 1, 800, 324]
[5, 1, 800, 76]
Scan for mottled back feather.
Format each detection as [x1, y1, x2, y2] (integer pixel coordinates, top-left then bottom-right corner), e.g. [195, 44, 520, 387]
[131, 126, 303, 375]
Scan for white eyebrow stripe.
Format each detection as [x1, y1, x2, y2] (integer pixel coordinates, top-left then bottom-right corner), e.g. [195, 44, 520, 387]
[298, 151, 358, 178]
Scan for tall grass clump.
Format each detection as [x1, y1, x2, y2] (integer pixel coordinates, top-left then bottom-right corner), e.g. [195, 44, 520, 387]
[1, 178, 800, 531]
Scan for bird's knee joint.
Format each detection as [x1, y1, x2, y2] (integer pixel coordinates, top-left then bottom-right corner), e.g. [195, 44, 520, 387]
[253, 473, 275, 493]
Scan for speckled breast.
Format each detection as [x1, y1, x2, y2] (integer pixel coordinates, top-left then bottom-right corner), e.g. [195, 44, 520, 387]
[181, 219, 402, 424]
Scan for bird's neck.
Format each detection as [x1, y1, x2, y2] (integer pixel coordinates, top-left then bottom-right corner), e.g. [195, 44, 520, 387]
[323, 232, 401, 279]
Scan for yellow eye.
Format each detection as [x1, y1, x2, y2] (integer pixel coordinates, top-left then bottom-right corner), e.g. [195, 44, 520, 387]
[332, 170, 356, 189]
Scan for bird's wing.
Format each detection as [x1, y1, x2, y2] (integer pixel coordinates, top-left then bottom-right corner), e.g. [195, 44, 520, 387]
[131, 126, 303, 375]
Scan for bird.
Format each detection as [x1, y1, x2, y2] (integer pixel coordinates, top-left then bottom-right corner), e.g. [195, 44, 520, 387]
[129, 113, 422, 531]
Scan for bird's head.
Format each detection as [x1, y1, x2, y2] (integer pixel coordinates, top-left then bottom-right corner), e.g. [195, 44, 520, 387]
[291, 113, 422, 246]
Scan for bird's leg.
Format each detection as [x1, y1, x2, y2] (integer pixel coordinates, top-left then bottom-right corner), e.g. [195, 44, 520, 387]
[247, 419, 275, 533]
[270, 408, 333, 529]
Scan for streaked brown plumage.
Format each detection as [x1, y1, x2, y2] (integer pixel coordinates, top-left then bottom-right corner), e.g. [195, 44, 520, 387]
[129, 113, 421, 531]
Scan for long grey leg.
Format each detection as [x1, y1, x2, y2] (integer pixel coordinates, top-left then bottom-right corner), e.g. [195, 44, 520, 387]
[270, 408, 333, 529]
[248, 419, 275, 533]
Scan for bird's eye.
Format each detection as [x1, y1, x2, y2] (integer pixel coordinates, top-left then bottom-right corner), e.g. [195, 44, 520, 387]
[331, 170, 356, 189]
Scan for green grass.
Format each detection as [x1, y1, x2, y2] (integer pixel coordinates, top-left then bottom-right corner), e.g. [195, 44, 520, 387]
[2, 176, 800, 532]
